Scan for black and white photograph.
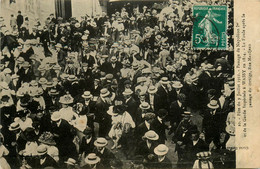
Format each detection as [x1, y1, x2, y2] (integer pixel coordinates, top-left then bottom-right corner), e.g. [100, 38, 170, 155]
[0, 0, 240, 168]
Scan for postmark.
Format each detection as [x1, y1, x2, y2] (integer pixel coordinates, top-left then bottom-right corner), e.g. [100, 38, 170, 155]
[192, 6, 228, 50]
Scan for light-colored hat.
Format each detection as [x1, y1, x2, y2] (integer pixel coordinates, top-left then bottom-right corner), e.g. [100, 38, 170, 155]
[182, 111, 193, 116]
[85, 153, 101, 165]
[65, 158, 77, 166]
[82, 91, 93, 99]
[160, 77, 169, 84]
[148, 86, 158, 94]
[139, 102, 150, 110]
[110, 56, 117, 61]
[39, 78, 47, 85]
[68, 75, 78, 81]
[30, 80, 38, 87]
[55, 43, 62, 48]
[37, 145, 48, 155]
[172, 81, 183, 88]
[59, 94, 74, 104]
[196, 152, 211, 159]
[154, 144, 169, 156]
[3, 68, 11, 74]
[100, 88, 110, 97]
[144, 130, 159, 140]
[11, 74, 19, 79]
[82, 35, 88, 40]
[75, 23, 80, 28]
[9, 122, 20, 131]
[51, 111, 61, 121]
[94, 137, 108, 147]
[122, 89, 133, 96]
[228, 81, 235, 89]
[38, 132, 56, 146]
[48, 88, 59, 96]
[22, 61, 30, 68]
[207, 100, 219, 109]
[53, 64, 61, 70]
[137, 77, 146, 84]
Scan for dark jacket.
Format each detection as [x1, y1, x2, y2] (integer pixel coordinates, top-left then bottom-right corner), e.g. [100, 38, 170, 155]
[151, 118, 168, 144]
[94, 147, 116, 168]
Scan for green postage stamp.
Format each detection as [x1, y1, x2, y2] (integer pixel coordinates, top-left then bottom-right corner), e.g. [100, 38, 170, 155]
[192, 6, 228, 50]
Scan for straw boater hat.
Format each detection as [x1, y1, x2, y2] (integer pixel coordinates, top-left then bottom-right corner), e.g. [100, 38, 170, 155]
[94, 137, 108, 147]
[139, 102, 150, 110]
[160, 77, 169, 85]
[75, 23, 80, 28]
[9, 122, 20, 131]
[51, 111, 61, 121]
[154, 144, 169, 156]
[59, 94, 74, 104]
[65, 158, 77, 166]
[182, 111, 193, 116]
[110, 56, 117, 62]
[48, 88, 59, 96]
[172, 81, 183, 88]
[196, 152, 211, 160]
[85, 153, 101, 165]
[144, 130, 159, 140]
[68, 75, 78, 81]
[122, 89, 133, 96]
[39, 78, 47, 85]
[148, 86, 158, 94]
[228, 81, 235, 89]
[137, 77, 146, 84]
[82, 91, 93, 99]
[100, 88, 110, 97]
[38, 132, 56, 146]
[22, 61, 30, 68]
[37, 145, 48, 156]
[207, 100, 219, 109]
[55, 43, 62, 48]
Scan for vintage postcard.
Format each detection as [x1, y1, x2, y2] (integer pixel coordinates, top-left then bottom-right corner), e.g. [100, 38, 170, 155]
[0, 0, 259, 168]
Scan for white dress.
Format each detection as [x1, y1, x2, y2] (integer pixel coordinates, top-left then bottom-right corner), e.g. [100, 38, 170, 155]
[109, 111, 135, 139]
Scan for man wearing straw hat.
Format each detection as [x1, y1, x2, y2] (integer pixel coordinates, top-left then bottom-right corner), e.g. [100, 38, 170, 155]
[82, 153, 103, 169]
[35, 145, 58, 168]
[151, 144, 172, 168]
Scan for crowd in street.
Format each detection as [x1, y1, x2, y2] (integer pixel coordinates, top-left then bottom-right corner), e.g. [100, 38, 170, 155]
[0, 0, 235, 168]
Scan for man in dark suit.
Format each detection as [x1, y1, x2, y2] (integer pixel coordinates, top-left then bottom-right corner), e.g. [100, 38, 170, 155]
[36, 145, 58, 168]
[151, 109, 169, 144]
[154, 77, 171, 112]
[151, 144, 172, 169]
[79, 127, 95, 160]
[56, 43, 66, 71]
[106, 56, 122, 79]
[123, 89, 138, 121]
[95, 88, 112, 138]
[169, 93, 187, 134]
[93, 137, 116, 168]
[82, 48, 96, 68]
[135, 113, 156, 143]
[16, 11, 23, 31]
[17, 61, 34, 84]
[135, 130, 159, 161]
[51, 112, 77, 163]
[185, 127, 209, 167]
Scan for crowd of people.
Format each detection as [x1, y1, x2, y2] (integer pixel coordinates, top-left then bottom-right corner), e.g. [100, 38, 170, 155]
[0, 0, 235, 168]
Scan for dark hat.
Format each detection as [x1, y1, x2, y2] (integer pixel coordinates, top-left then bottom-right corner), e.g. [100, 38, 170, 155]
[38, 132, 56, 146]
[83, 127, 92, 135]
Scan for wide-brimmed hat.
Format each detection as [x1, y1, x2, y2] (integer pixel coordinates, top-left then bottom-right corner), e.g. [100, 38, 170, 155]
[65, 158, 77, 166]
[75, 23, 80, 28]
[68, 75, 78, 81]
[39, 78, 47, 85]
[9, 122, 20, 131]
[139, 102, 150, 110]
[137, 77, 146, 84]
[154, 144, 169, 156]
[22, 61, 30, 68]
[228, 81, 235, 89]
[160, 77, 169, 84]
[148, 86, 158, 94]
[82, 35, 88, 41]
[182, 111, 193, 116]
[100, 88, 110, 97]
[38, 132, 56, 146]
[94, 137, 108, 147]
[144, 130, 159, 140]
[55, 43, 62, 48]
[122, 88, 133, 96]
[132, 62, 139, 69]
[48, 88, 59, 96]
[110, 56, 117, 62]
[82, 91, 93, 99]
[59, 94, 74, 104]
[172, 81, 183, 88]
[207, 100, 219, 109]
[37, 145, 48, 156]
[53, 64, 61, 70]
[51, 111, 61, 121]
[85, 153, 101, 165]
[196, 152, 211, 160]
